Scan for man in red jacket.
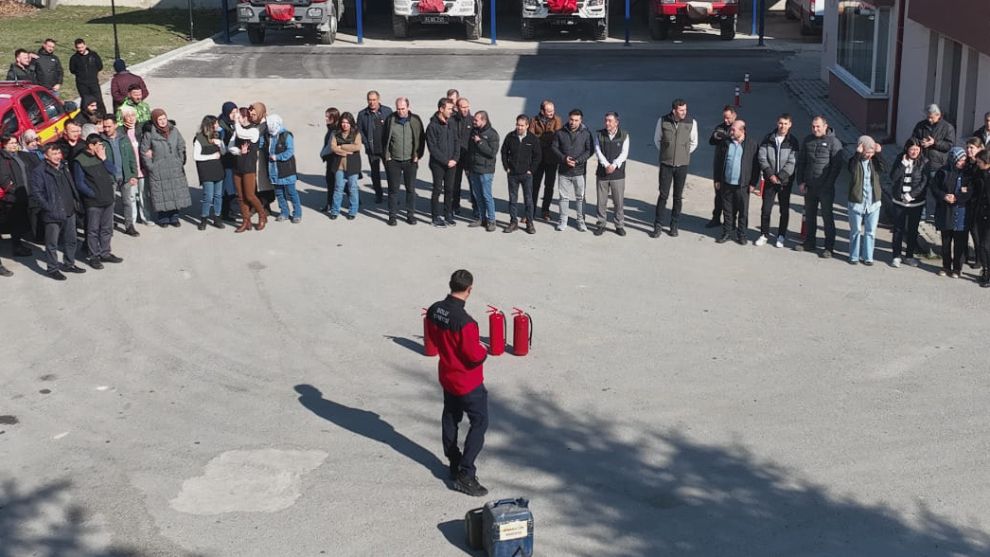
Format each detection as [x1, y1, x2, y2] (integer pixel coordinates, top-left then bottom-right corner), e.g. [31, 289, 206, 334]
[426, 269, 490, 497]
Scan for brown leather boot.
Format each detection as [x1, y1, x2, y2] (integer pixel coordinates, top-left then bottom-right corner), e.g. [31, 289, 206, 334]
[256, 210, 268, 231]
[235, 219, 251, 233]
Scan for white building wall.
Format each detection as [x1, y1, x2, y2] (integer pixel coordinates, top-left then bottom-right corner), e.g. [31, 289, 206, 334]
[895, 15, 932, 145]
[821, 0, 838, 83]
[976, 53, 990, 133]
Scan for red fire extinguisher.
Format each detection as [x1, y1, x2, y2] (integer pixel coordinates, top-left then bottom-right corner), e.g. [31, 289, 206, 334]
[512, 308, 532, 356]
[422, 308, 438, 357]
[487, 305, 506, 356]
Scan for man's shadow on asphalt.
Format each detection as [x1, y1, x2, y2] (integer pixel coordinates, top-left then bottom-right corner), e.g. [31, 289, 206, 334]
[293, 384, 449, 482]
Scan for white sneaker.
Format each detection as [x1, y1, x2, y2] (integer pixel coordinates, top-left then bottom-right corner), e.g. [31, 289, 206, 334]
[755, 235, 768, 247]
[892, 257, 902, 268]
[555, 223, 566, 232]
[775, 235, 785, 248]
[576, 222, 587, 232]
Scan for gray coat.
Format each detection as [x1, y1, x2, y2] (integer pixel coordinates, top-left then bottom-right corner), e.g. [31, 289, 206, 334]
[140, 124, 191, 212]
[757, 131, 800, 185]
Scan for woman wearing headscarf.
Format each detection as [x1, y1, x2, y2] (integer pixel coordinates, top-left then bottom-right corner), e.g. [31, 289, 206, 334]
[140, 108, 191, 227]
[266, 114, 302, 222]
[319, 107, 340, 212]
[218, 101, 239, 222]
[249, 102, 276, 216]
[194, 115, 227, 230]
[328, 112, 362, 220]
[230, 107, 267, 232]
[846, 135, 885, 266]
[885, 138, 928, 268]
[932, 147, 973, 277]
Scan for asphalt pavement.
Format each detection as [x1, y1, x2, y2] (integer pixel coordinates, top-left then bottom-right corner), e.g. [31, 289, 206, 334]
[2, 32, 990, 557]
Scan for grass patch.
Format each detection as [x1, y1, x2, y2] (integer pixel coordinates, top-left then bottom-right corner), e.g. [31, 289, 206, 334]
[0, 5, 223, 100]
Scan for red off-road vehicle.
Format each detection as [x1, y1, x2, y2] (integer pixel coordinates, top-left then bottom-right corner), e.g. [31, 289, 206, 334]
[648, 0, 738, 40]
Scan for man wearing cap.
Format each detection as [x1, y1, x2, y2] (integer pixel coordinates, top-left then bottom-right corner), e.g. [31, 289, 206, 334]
[109, 59, 149, 112]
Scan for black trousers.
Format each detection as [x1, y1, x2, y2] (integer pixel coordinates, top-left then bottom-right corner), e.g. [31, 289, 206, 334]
[760, 183, 792, 237]
[890, 204, 923, 259]
[453, 158, 469, 212]
[532, 161, 556, 215]
[385, 159, 417, 219]
[368, 155, 384, 201]
[710, 182, 723, 222]
[76, 81, 106, 115]
[803, 185, 836, 250]
[721, 184, 749, 238]
[977, 218, 990, 269]
[655, 164, 688, 227]
[429, 160, 456, 222]
[507, 173, 534, 222]
[44, 214, 77, 272]
[941, 230, 968, 273]
[442, 384, 488, 478]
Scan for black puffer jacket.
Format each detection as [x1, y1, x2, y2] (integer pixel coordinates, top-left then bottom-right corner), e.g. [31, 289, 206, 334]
[550, 124, 593, 177]
[795, 129, 844, 190]
[426, 114, 460, 164]
[911, 118, 955, 169]
[34, 47, 63, 89]
[885, 154, 929, 207]
[468, 123, 499, 175]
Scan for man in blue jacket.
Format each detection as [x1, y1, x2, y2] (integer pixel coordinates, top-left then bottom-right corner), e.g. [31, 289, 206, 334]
[30, 144, 86, 281]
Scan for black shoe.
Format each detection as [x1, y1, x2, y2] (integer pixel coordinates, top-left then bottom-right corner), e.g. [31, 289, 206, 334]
[47, 269, 67, 281]
[170, 220, 181, 228]
[615, 227, 626, 237]
[61, 264, 86, 274]
[101, 254, 123, 264]
[346, 213, 356, 221]
[433, 219, 447, 228]
[453, 472, 489, 497]
[87, 257, 104, 270]
[329, 213, 339, 220]
[124, 225, 141, 237]
[485, 222, 496, 232]
[13, 243, 32, 257]
[667, 227, 679, 237]
[407, 217, 417, 225]
[648, 227, 662, 239]
[593, 224, 605, 236]
[0, 265, 12, 277]
[504, 221, 518, 233]
[716, 235, 730, 244]
[445, 219, 456, 227]
[704, 218, 721, 229]
[212, 216, 225, 229]
[526, 223, 535, 234]
[793, 243, 812, 252]
[468, 220, 483, 228]
[735, 236, 746, 246]
[819, 249, 833, 259]
[198, 220, 207, 231]
[388, 217, 398, 226]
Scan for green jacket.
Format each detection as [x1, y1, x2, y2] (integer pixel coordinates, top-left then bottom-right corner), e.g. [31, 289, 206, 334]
[116, 99, 151, 127]
[847, 155, 886, 205]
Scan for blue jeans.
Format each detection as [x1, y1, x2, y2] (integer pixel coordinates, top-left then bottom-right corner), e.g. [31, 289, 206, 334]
[469, 173, 495, 222]
[200, 179, 223, 218]
[848, 204, 880, 262]
[332, 170, 360, 216]
[274, 180, 302, 220]
[222, 167, 236, 196]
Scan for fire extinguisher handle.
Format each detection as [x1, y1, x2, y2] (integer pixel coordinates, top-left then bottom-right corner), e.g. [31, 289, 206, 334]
[527, 313, 533, 345]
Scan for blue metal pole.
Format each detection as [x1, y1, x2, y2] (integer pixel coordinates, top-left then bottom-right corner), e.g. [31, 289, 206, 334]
[357, 0, 364, 44]
[624, 0, 630, 46]
[750, 0, 756, 36]
[757, 0, 765, 46]
[490, 0, 497, 45]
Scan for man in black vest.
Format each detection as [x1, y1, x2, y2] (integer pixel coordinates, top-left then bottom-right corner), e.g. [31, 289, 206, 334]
[500, 114, 542, 234]
[593, 112, 629, 236]
[713, 120, 760, 245]
[652, 98, 698, 238]
[73, 134, 123, 269]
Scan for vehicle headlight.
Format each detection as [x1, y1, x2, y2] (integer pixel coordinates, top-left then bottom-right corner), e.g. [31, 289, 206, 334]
[307, 7, 322, 16]
[523, 0, 539, 7]
[587, 0, 604, 7]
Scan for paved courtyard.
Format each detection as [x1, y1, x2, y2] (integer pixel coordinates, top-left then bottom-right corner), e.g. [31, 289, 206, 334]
[2, 37, 990, 557]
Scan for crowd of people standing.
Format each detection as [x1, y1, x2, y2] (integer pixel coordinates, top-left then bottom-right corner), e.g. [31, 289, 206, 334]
[4, 64, 990, 287]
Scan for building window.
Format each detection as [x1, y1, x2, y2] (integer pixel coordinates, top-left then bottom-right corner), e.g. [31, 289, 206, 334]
[836, 2, 891, 94]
